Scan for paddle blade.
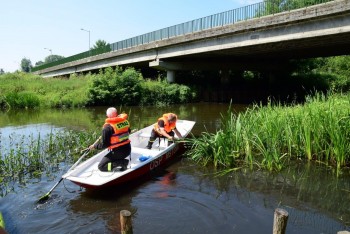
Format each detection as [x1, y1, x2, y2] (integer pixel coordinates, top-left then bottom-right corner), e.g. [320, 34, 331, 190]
[37, 178, 63, 203]
[37, 192, 50, 203]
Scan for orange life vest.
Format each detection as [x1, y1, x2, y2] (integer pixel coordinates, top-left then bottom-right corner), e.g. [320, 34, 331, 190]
[103, 113, 130, 150]
[154, 113, 177, 133]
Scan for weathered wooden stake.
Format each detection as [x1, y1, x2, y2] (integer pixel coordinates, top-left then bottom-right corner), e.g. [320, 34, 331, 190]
[120, 210, 133, 234]
[273, 208, 288, 234]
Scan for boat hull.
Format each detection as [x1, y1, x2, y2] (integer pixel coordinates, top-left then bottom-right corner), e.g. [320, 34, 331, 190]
[72, 143, 185, 189]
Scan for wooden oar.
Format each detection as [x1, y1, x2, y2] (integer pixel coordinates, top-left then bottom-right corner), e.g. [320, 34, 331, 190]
[37, 137, 101, 203]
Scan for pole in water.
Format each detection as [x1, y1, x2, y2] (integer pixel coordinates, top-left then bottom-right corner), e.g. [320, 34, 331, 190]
[120, 210, 133, 234]
[273, 208, 289, 234]
[0, 211, 6, 234]
[36, 139, 98, 203]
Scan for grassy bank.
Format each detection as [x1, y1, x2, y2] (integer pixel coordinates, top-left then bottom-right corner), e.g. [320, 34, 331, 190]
[0, 68, 197, 109]
[186, 92, 350, 174]
[0, 72, 90, 109]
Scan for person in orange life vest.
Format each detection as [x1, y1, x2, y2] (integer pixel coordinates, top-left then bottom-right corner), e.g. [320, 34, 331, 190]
[146, 113, 182, 149]
[89, 107, 131, 172]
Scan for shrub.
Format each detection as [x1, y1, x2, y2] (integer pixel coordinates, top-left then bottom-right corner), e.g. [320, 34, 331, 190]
[5, 92, 40, 109]
[119, 67, 143, 105]
[139, 78, 196, 106]
[0, 95, 9, 110]
[87, 67, 143, 106]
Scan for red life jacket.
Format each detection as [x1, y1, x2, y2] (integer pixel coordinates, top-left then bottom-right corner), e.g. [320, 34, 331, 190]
[154, 113, 177, 133]
[103, 113, 130, 150]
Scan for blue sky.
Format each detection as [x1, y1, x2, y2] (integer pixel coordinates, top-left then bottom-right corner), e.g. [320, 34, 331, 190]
[0, 0, 261, 72]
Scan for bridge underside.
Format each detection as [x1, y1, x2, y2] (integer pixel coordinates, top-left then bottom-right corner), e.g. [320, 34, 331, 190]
[149, 10, 350, 72]
[150, 32, 350, 72]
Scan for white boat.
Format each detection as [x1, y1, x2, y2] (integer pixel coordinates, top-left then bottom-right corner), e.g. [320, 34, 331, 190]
[62, 120, 196, 189]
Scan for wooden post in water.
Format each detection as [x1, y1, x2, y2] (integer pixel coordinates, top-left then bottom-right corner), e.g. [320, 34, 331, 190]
[120, 210, 133, 234]
[273, 208, 288, 234]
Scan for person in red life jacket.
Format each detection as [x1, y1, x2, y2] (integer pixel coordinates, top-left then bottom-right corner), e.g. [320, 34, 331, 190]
[146, 113, 182, 149]
[89, 107, 131, 172]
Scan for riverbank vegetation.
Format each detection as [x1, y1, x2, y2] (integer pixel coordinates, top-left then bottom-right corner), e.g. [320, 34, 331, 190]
[1, 56, 350, 109]
[0, 129, 97, 196]
[0, 67, 197, 109]
[186, 92, 350, 174]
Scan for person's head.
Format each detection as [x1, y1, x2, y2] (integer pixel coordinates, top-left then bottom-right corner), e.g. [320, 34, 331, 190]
[168, 113, 177, 123]
[106, 107, 117, 118]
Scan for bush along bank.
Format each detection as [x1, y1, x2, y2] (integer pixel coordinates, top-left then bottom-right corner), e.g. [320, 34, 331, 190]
[0, 67, 197, 110]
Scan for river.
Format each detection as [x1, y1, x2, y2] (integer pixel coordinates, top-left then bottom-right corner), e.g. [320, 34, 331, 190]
[0, 103, 349, 233]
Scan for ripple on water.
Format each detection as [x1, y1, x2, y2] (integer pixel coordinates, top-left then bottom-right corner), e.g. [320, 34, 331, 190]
[131, 173, 273, 234]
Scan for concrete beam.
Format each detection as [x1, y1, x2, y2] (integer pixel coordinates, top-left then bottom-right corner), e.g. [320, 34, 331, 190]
[149, 59, 291, 72]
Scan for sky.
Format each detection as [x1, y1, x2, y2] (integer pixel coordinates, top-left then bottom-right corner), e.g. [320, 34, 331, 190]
[0, 0, 261, 72]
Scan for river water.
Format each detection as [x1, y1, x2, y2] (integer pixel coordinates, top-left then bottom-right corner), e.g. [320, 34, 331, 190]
[0, 103, 349, 234]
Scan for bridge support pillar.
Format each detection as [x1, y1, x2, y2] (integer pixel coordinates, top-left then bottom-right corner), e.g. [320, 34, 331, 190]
[167, 70, 175, 83]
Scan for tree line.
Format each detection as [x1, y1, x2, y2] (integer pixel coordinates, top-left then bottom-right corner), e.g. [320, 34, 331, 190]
[0, 39, 109, 73]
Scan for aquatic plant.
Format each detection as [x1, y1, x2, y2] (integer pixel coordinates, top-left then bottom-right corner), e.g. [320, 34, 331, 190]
[0, 129, 98, 197]
[186, 92, 350, 173]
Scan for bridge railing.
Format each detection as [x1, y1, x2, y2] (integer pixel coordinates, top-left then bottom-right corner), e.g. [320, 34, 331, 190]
[32, 0, 334, 72]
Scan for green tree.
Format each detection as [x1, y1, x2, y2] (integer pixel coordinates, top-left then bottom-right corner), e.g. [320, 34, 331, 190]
[0, 68, 4, 75]
[92, 39, 109, 50]
[35, 61, 44, 66]
[91, 39, 111, 54]
[259, 0, 331, 16]
[317, 56, 350, 91]
[20, 57, 32, 73]
[44, 54, 65, 63]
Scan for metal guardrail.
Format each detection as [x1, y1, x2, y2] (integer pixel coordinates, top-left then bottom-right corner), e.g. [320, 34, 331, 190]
[32, 0, 334, 72]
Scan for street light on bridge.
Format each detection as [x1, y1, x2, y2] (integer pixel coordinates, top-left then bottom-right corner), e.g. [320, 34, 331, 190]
[80, 28, 91, 51]
[44, 48, 52, 55]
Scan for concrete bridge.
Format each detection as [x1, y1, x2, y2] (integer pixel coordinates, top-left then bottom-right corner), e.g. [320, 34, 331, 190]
[34, 0, 350, 81]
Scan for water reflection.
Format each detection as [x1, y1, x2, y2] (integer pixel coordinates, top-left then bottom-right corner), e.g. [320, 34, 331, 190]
[183, 159, 350, 230]
[0, 103, 247, 136]
[68, 187, 138, 233]
[0, 123, 63, 156]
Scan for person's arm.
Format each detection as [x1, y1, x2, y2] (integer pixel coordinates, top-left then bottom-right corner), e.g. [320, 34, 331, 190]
[173, 128, 182, 139]
[159, 128, 174, 140]
[89, 126, 112, 150]
[157, 120, 173, 140]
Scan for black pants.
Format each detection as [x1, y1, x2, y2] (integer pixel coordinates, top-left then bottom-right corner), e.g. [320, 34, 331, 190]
[147, 129, 174, 149]
[98, 143, 131, 171]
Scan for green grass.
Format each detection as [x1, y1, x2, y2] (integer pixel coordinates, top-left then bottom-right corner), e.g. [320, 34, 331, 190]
[0, 72, 91, 109]
[186, 92, 350, 174]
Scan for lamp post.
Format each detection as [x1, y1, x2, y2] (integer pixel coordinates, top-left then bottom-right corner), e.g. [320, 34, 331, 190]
[80, 28, 91, 51]
[44, 47, 52, 55]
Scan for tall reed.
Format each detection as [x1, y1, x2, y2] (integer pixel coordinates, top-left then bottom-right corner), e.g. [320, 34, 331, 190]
[0, 129, 98, 197]
[186, 92, 350, 173]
